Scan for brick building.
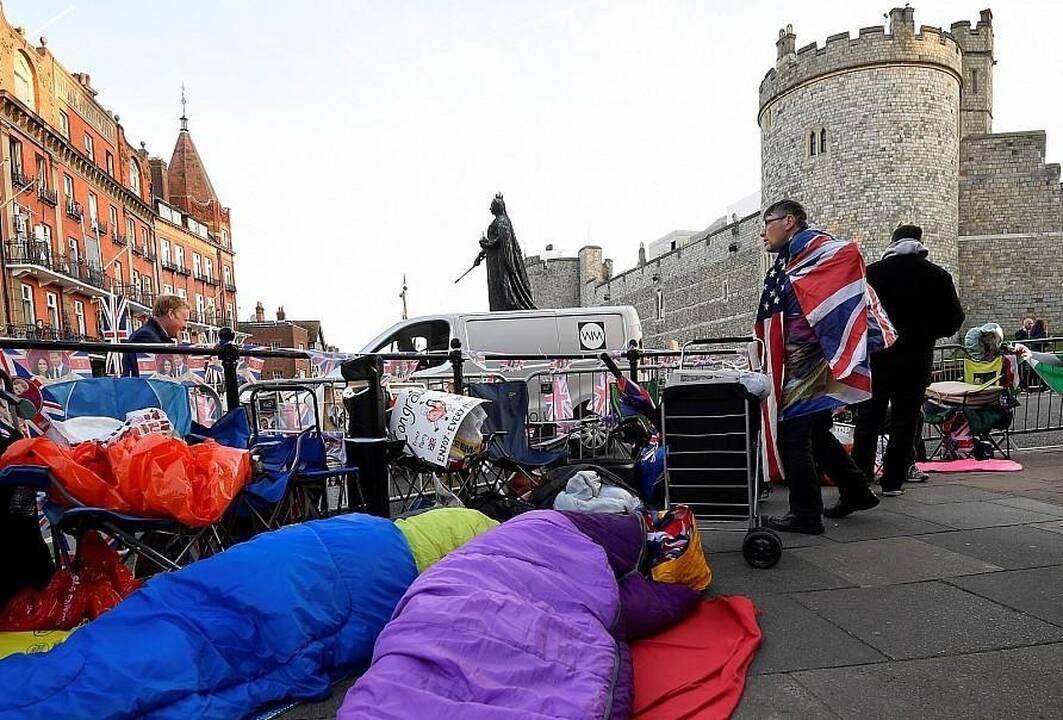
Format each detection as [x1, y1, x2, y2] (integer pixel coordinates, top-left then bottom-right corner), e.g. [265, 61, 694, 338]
[0, 5, 237, 342]
[238, 303, 330, 379]
[529, 7, 1063, 346]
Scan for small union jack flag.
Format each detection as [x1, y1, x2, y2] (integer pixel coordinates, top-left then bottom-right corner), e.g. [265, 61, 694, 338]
[100, 293, 131, 375]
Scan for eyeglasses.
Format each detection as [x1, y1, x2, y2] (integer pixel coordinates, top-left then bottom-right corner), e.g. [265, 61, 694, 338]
[763, 216, 787, 228]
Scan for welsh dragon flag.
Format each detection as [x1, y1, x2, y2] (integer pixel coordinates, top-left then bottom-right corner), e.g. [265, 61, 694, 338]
[1026, 352, 1063, 394]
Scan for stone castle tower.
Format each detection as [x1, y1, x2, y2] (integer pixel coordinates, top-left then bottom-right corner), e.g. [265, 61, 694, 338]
[528, 7, 1062, 345]
[759, 7, 993, 269]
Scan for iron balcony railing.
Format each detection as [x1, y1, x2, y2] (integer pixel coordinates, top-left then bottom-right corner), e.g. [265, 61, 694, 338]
[194, 271, 218, 286]
[65, 199, 83, 221]
[131, 243, 144, 256]
[37, 187, 58, 206]
[11, 170, 32, 189]
[111, 229, 128, 246]
[92, 220, 109, 237]
[112, 282, 155, 308]
[4, 241, 111, 291]
[224, 282, 237, 293]
[3, 324, 100, 342]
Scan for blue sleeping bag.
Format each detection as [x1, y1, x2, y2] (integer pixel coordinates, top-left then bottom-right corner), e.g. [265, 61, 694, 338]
[0, 514, 417, 719]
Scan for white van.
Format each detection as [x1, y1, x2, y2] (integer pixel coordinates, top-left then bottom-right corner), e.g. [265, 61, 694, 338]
[362, 306, 643, 416]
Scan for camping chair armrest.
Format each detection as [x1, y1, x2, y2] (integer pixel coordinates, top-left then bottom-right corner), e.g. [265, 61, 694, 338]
[298, 466, 359, 480]
[0, 465, 53, 491]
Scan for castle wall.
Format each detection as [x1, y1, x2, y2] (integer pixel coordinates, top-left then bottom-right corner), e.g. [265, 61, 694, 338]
[959, 131, 1063, 236]
[526, 256, 580, 309]
[586, 214, 766, 346]
[760, 21, 963, 270]
[958, 232, 1063, 335]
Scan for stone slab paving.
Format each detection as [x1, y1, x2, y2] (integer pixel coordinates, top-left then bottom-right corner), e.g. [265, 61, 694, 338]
[948, 566, 1063, 627]
[915, 525, 1063, 570]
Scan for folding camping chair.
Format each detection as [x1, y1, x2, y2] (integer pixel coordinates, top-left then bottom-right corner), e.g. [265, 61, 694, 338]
[0, 375, 227, 576]
[923, 354, 1017, 461]
[463, 381, 570, 498]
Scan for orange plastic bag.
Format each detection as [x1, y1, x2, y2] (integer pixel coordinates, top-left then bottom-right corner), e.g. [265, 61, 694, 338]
[0, 435, 250, 526]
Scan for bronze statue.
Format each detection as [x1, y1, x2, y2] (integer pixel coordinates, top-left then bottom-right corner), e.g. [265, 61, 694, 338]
[457, 193, 536, 311]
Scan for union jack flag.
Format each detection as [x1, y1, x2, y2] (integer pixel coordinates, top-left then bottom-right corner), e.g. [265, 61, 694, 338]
[755, 227, 896, 482]
[100, 293, 131, 375]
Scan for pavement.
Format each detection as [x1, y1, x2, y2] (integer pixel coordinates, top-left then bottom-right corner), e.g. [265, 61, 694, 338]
[726, 447, 1063, 720]
[282, 448, 1063, 719]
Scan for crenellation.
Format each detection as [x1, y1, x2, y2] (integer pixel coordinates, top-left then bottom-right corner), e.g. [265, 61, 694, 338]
[796, 42, 818, 57]
[858, 26, 885, 38]
[825, 32, 851, 48]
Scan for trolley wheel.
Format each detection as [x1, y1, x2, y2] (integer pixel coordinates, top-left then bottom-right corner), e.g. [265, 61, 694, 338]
[742, 529, 782, 569]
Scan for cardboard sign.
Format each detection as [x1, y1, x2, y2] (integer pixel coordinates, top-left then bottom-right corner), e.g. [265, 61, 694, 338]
[389, 388, 487, 468]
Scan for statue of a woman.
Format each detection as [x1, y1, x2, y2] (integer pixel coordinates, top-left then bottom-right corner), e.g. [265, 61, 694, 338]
[478, 193, 536, 311]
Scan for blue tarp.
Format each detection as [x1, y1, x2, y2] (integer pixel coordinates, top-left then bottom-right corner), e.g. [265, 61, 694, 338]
[0, 513, 417, 719]
[45, 377, 193, 437]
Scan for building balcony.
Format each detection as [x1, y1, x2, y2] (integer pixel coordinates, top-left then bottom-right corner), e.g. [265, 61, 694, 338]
[37, 187, 58, 207]
[131, 243, 144, 257]
[111, 230, 128, 246]
[4, 241, 112, 295]
[65, 200, 83, 222]
[11, 170, 32, 189]
[175, 264, 190, 277]
[3, 324, 100, 342]
[112, 282, 155, 309]
[188, 310, 220, 327]
[224, 282, 237, 293]
[194, 271, 219, 286]
[91, 220, 109, 237]
[144, 248, 156, 263]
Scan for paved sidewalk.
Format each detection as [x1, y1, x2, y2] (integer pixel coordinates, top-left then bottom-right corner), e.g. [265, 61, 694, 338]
[723, 448, 1063, 720]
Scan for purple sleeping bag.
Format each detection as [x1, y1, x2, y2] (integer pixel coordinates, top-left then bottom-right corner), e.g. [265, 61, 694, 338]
[339, 510, 699, 719]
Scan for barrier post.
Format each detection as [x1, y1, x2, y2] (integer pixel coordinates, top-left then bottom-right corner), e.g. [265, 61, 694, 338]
[450, 338, 464, 394]
[342, 355, 391, 518]
[625, 340, 640, 382]
[217, 327, 240, 412]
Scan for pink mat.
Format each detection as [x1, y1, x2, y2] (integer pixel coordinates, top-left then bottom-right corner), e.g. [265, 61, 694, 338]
[917, 459, 1023, 473]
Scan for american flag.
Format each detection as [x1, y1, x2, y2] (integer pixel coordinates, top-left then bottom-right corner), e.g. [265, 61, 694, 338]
[100, 293, 131, 376]
[755, 227, 896, 482]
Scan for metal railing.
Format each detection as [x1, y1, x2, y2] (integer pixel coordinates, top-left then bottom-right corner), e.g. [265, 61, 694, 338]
[4, 242, 112, 290]
[65, 199, 83, 221]
[111, 230, 128, 246]
[3, 324, 99, 342]
[37, 187, 58, 206]
[194, 271, 218, 286]
[11, 170, 32, 188]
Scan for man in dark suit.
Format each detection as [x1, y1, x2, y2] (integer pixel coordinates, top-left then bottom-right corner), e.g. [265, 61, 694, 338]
[845, 225, 965, 505]
[122, 295, 190, 377]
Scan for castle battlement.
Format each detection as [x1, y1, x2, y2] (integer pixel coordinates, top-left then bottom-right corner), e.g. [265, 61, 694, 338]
[949, 9, 994, 53]
[759, 7, 963, 114]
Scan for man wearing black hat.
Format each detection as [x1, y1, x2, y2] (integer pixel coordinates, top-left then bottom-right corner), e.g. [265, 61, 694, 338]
[844, 225, 965, 505]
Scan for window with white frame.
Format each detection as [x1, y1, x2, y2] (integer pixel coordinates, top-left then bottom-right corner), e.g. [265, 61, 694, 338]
[161, 239, 171, 264]
[109, 205, 118, 231]
[142, 276, 152, 296]
[45, 292, 59, 328]
[9, 138, 23, 176]
[204, 258, 213, 281]
[126, 218, 135, 240]
[195, 293, 205, 318]
[129, 158, 141, 195]
[193, 253, 201, 276]
[87, 192, 98, 224]
[221, 229, 230, 248]
[63, 174, 74, 202]
[20, 284, 34, 323]
[132, 269, 139, 289]
[74, 300, 86, 335]
[84, 133, 94, 160]
[164, 283, 173, 295]
[13, 205, 29, 239]
[35, 223, 51, 247]
[223, 265, 232, 287]
[174, 245, 184, 269]
[656, 289, 665, 320]
[67, 238, 79, 264]
[181, 330, 191, 343]
[105, 152, 114, 176]
[177, 288, 187, 301]
[114, 260, 123, 286]
[225, 302, 233, 322]
[14, 52, 36, 110]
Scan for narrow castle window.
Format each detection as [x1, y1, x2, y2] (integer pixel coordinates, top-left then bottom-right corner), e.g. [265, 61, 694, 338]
[820, 128, 828, 154]
[656, 289, 665, 321]
[970, 69, 979, 94]
[809, 131, 817, 157]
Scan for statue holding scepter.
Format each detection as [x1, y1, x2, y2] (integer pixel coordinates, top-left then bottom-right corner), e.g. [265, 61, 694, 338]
[455, 193, 537, 311]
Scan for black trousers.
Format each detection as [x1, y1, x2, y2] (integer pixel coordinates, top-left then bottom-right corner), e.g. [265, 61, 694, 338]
[778, 410, 871, 519]
[852, 366, 926, 492]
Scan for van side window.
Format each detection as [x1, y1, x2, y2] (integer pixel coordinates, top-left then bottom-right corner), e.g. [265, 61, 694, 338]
[373, 320, 450, 368]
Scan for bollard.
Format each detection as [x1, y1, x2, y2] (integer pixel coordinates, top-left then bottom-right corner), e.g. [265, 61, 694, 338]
[342, 355, 391, 518]
[625, 340, 640, 382]
[449, 338, 464, 395]
[217, 327, 241, 413]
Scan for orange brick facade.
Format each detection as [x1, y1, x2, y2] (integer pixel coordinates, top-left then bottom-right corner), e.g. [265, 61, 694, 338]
[0, 6, 237, 342]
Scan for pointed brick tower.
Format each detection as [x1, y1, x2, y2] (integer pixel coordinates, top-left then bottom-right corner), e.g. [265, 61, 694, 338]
[165, 103, 229, 231]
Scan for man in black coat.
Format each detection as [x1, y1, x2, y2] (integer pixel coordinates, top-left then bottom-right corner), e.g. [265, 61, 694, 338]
[122, 295, 190, 376]
[841, 225, 965, 507]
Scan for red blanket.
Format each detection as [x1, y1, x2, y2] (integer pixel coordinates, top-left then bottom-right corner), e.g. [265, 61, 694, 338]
[632, 596, 761, 720]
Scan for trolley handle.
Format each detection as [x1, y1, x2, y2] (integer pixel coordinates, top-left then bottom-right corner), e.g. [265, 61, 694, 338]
[599, 353, 624, 380]
[680, 337, 765, 371]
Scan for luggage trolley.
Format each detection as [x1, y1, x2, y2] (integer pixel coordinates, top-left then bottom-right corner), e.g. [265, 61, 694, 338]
[661, 337, 782, 569]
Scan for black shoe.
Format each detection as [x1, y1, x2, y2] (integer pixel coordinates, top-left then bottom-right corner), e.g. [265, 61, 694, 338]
[764, 513, 825, 535]
[823, 492, 880, 519]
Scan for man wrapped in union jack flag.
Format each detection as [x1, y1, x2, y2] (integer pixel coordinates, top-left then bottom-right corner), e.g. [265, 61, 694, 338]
[756, 199, 896, 535]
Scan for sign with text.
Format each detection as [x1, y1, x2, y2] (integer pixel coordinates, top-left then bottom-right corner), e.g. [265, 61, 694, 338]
[389, 388, 487, 468]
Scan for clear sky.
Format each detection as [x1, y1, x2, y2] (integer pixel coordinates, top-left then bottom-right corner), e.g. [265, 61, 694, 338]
[8, 1, 1061, 349]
